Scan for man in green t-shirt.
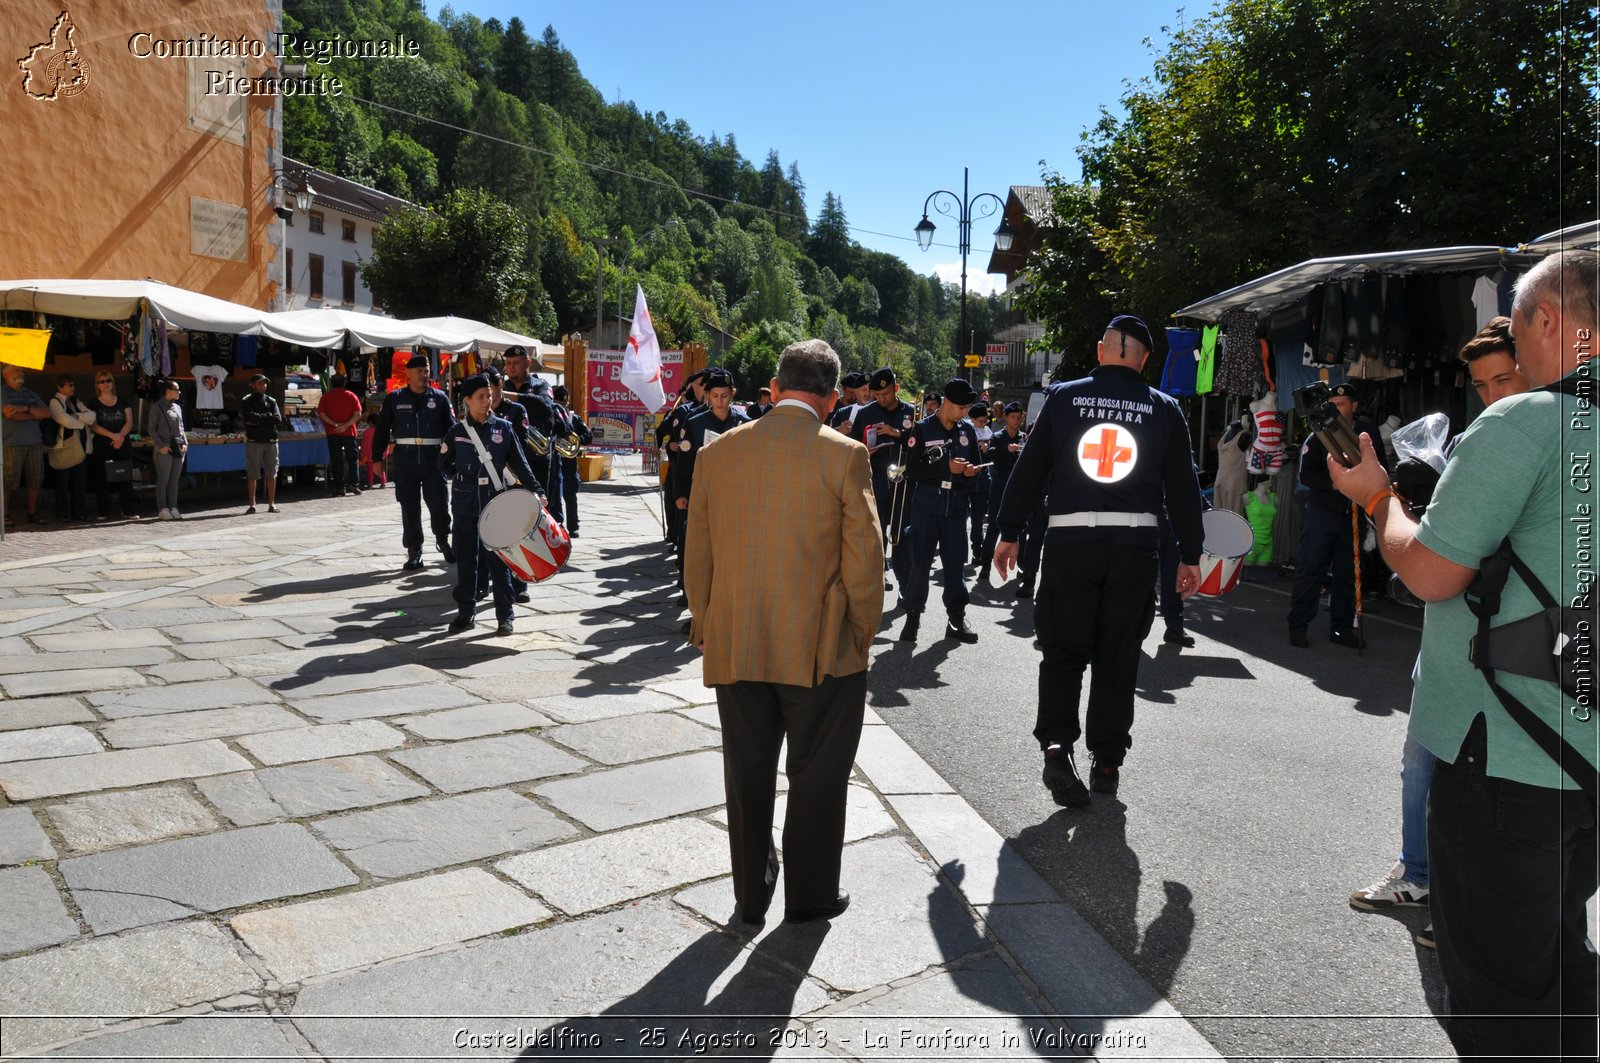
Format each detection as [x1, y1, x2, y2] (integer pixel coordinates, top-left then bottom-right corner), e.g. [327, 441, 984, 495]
[1329, 249, 1598, 1060]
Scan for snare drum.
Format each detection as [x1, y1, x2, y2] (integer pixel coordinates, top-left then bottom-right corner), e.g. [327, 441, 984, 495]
[1195, 509, 1254, 596]
[478, 488, 570, 583]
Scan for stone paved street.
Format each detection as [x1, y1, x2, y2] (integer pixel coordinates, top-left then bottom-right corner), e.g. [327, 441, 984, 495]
[0, 468, 1218, 1061]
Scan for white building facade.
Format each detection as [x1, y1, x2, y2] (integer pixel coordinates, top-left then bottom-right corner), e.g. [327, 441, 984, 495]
[279, 159, 414, 314]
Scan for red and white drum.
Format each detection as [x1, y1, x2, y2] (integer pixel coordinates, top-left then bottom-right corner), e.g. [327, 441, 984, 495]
[478, 489, 570, 583]
[1195, 509, 1254, 597]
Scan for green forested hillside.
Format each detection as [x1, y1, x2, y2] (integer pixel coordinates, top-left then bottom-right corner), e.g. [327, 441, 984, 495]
[283, 0, 991, 394]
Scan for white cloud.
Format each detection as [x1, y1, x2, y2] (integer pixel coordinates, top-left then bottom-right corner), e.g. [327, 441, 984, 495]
[927, 262, 1007, 298]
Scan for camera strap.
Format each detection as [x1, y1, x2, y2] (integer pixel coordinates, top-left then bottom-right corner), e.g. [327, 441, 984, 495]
[1465, 537, 1597, 805]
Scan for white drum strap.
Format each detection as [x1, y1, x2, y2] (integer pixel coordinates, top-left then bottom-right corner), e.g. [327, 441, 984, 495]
[462, 423, 505, 493]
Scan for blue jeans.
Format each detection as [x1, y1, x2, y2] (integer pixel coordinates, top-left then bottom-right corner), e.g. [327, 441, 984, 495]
[1399, 734, 1435, 885]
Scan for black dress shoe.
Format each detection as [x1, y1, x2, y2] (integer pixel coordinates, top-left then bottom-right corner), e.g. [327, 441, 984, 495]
[1289, 627, 1310, 648]
[437, 539, 456, 564]
[475, 589, 488, 602]
[448, 616, 473, 633]
[1164, 627, 1196, 647]
[496, 621, 514, 637]
[1329, 628, 1366, 649]
[1042, 745, 1090, 807]
[945, 615, 979, 643]
[514, 591, 531, 604]
[1015, 577, 1034, 601]
[898, 613, 920, 643]
[402, 554, 425, 571]
[785, 890, 850, 923]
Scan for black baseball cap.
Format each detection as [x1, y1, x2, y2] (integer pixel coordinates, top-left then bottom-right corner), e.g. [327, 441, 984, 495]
[405, 354, 428, 370]
[1329, 383, 1357, 399]
[460, 374, 490, 397]
[703, 367, 734, 390]
[943, 378, 980, 405]
[840, 371, 869, 389]
[248, 373, 269, 384]
[553, 384, 569, 402]
[684, 369, 708, 387]
[1105, 314, 1155, 353]
[503, 345, 528, 360]
[970, 402, 989, 418]
[869, 367, 897, 390]
[1003, 401, 1023, 414]
[482, 366, 504, 383]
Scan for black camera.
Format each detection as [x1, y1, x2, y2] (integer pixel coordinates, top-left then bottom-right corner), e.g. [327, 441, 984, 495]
[1293, 381, 1362, 468]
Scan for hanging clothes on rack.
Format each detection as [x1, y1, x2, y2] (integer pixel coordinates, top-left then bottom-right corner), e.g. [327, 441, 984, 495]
[1212, 417, 1251, 517]
[1196, 324, 1219, 394]
[1246, 391, 1285, 476]
[1217, 308, 1261, 395]
[1161, 328, 1201, 396]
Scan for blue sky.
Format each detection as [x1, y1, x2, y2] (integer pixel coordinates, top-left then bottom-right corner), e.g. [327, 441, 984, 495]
[460, 0, 1195, 295]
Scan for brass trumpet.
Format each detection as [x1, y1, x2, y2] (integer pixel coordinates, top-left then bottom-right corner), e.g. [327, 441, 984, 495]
[526, 426, 551, 457]
[554, 432, 584, 460]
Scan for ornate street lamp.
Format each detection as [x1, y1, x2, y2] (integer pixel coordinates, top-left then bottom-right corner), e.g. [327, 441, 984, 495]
[913, 167, 1013, 379]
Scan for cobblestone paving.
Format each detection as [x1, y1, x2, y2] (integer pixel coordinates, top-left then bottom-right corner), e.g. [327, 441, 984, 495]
[0, 468, 1219, 1061]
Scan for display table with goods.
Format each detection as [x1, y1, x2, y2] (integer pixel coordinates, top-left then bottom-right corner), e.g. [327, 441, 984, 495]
[131, 433, 331, 473]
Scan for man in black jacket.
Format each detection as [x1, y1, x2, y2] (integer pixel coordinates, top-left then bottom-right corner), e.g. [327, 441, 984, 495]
[1288, 383, 1387, 649]
[241, 374, 282, 515]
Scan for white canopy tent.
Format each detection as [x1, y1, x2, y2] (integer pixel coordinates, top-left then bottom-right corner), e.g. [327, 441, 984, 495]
[1517, 219, 1600, 255]
[269, 307, 475, 352]
[405, 315, 539, 351]
[1173, 245, 1522, 322]
[0, 278, 340, 347]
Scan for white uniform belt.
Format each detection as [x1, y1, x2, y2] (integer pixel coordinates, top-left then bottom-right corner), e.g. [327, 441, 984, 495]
[395, 437, 442, 446]
[1049, 511, 1158, 529]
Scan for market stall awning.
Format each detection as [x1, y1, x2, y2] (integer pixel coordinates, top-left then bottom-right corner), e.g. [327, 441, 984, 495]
[0, 278, 339, 347]
[405, 315, 542, 352]
[269, 307, 475, 352]
[1173, 245, 1520, 322]
[1518, 220, 1600, 255]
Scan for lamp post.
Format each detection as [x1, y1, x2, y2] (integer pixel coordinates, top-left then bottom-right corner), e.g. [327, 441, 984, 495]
[271, 170, 315, 311]
[913, 166, 1013, 380]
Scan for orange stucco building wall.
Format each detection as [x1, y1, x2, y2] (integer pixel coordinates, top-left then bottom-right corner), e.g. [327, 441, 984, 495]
[1, 0, 283, 308]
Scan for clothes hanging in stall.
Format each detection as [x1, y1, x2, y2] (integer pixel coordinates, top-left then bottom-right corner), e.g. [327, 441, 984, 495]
[1212, 420, 1251, 517]
[1246, 391, 1285, 476]
[1161, 328, 1201, 395]
[1196, 325, 1219, 394]
[1217, 308, 1262, 395]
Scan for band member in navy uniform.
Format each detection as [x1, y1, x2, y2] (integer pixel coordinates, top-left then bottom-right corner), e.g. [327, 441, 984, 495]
[552, 385, 593, 537]
[898, 378, 984, 645]
[481, 368, 534, 605]
[672, 369, 749, 582]
[978, 401, 1028, 586]
[967, 402, 995, 567]
[502, 345, 561, 525]
[440, 375, 543, 637]
[847, 367, 919, 590]
[827, 371, 871, 431]
[371, 353, 456, 571]
[994, 315, 1205, 808]
[660, 370, 708, 552]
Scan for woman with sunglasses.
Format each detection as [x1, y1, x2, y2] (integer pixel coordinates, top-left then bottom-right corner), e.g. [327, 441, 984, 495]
[148, 379, 187, 520]
[47, 375, 95, 522]
[87, 373, 138, 520]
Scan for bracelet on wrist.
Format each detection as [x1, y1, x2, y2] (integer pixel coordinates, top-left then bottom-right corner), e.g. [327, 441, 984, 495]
[1363, 489, 1396, 517]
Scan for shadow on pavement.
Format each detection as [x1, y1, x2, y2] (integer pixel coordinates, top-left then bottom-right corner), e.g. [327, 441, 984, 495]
[515, 926, 828, 1061]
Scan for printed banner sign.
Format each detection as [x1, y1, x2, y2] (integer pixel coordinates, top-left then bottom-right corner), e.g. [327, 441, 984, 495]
[587, 349, 685, 446]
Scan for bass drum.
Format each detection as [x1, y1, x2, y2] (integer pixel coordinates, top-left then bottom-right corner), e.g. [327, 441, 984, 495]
[478, 488, 571, 583]
[1195, 509, 1254, 597]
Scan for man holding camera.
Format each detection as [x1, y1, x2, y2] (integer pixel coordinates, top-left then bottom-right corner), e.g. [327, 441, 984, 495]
[1329, 249, 1597, 1060]
[1288, 382, 1385, 648]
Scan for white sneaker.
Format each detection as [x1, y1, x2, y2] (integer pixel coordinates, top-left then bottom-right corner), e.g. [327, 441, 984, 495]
[157, 509, 172, 521]
[171, 510, 184, 520]
[1349, 861, 1429, 910]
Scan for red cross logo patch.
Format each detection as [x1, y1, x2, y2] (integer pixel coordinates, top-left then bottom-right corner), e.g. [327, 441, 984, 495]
[1077, 423, 1139, 483]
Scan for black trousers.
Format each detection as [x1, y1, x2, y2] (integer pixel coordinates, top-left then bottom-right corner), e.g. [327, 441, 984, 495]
[326, 436, 357, 493]
[901, 489, 971, 617]
[1033, 538, 1157, 765]
[1429, 717, 1598, 1061]
[451, 495, 513, 623]
[545, 452, 565, 522]
[1020, 503, 1047, 578]
[1158, 530, 1184, 630]
[559, 455, 580, 531]
[87, 445, 134, 516]
[392, 460, 450, 553]
[716, 672, 867, 918]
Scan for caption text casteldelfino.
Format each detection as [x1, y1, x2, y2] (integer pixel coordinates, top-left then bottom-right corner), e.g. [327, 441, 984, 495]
[125, 32, 418, 96]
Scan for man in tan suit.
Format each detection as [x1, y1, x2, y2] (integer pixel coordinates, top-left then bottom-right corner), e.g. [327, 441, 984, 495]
[686, 339, 884, 925]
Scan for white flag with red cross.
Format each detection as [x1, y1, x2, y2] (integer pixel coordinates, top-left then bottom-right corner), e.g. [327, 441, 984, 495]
[622, 284, 668, 412]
